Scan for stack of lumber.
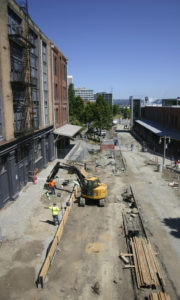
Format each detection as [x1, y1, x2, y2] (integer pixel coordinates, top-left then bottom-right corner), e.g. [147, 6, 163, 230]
[130, 237, 165, 288]
[148, 292, 171, 300]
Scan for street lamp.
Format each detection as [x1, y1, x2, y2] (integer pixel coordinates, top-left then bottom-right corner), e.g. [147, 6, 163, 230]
[159, 136, 171, 167]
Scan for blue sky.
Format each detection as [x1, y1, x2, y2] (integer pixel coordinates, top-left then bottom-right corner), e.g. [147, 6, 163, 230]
[28, 0, 180, 99]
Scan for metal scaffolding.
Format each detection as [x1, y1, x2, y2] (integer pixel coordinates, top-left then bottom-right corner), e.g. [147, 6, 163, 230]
[8, 0, 37, 136]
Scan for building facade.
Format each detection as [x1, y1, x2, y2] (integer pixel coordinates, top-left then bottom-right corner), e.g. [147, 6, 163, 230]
[95, 92, 113, 105]
[162, 98, 180, 107]
[0, 0, 55, 207]
[51, 45, 69, 158]
[74, 87, 94, 102]
[133, 105, 180, 160]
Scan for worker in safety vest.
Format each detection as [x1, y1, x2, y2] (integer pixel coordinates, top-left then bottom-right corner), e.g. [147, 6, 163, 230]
[45, 203, 60, 225]
[177, 161, 180, 170]
[49, 179, 56, 195]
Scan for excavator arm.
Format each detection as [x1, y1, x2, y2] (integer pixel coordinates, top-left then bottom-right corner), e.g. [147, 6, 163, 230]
[47, 162, 85, 188]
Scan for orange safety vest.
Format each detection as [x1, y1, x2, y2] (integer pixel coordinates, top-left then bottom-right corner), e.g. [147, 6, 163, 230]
[49, 180, 55, 188]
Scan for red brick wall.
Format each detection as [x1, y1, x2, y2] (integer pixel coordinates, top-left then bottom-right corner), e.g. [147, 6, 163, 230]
[100, 144, 115, 152]
[52, 47, 68, 128]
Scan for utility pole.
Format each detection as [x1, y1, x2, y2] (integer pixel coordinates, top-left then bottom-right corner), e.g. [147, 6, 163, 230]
[163, 137, 166, 167]
[159, 136, 171, 167]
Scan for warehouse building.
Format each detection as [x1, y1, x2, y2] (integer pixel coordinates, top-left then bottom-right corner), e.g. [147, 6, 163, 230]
[133, 104, 180, 160]
[0, 0, 54, 207]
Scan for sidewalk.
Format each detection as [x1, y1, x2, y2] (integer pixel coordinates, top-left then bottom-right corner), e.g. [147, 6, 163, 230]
[0, 160, 56, 240]
[0, 140, 87, 240]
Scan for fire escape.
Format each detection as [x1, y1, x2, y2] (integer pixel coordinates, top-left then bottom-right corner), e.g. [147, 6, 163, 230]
[8, 0, 37, 137]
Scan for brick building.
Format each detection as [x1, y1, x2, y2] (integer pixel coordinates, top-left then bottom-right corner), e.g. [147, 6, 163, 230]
[0, 0, 71, 207]
[51, 44, 70, 157]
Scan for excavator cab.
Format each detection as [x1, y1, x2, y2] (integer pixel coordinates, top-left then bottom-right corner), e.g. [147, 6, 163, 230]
[82, 178, 100, 197]
[81, 176, 107, 206]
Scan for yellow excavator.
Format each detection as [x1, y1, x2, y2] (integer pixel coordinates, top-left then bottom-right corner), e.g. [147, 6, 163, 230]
[46, 162, 107, 207]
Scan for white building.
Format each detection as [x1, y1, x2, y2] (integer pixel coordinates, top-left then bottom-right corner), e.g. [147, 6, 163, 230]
[74, 87, 94, 101]
[67, 75, 73, 87]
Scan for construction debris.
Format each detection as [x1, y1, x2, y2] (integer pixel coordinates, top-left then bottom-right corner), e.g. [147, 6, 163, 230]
[121, 187, 133, 202]
[130, 237, 165, 289]
[168, 181, 178, 187]
[123, 213, 142, 238]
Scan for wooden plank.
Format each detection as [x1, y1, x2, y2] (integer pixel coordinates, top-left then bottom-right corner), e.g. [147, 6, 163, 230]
[133, 238, 142, 287]
[120, 253, 133, 257]
[37, 187, 76, 287]
[40, 258, 50, 281]
[132, 237, 161, 288]
[120, 254, 129, 264]
[136, 238, 146, 286]
[147, 242, 165, 287]
[150, 293, 159, 300]
[148, 292, 171, 300]
[131, 238, 141, 288]
[146, 242, 159, 286]
[123, 265, 135, 268]
[142, 239, 156, 286]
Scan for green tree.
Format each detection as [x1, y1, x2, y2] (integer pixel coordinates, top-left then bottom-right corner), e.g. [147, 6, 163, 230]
[68, 83, 76, 116]
[113, 104, 120, 116]
[73, 96, 84, 122]
[122, 107, 130, 119]
[94, 95, 113, 132]
[68, 84, 85, 124]
[84, 101, 96, 123]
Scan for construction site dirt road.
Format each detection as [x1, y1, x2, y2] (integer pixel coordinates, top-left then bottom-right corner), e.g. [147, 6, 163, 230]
[0, 125, 180, 300]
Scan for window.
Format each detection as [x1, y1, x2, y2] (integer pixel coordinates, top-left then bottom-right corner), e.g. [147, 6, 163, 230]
[0, 83, 4, 140]
[55, 84, 58, 99]
[15, 146, 27, 163]
[44, 107, 49, 125]
[63, 64, 66, 80]
[42, 42, 47, 62]
[0, 156, 7, 174]
[42, 43, 49, 125]
[34, 139, 42, 161]
[54, 56, 57, 75]
[55, 108, 58, 124]
[8, 7, 21, 35]
[63, 87, 67, 100]
[29, 30, 38, 56]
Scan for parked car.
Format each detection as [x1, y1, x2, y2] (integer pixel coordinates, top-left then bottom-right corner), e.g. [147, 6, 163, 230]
[99, 130, 106, 137]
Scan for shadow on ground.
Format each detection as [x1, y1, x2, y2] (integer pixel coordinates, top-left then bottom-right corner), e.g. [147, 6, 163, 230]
[40, 220, 55, 226]
[162, 218, 180, 238]
[57, 144, 75, 159]
[85, 199, 101, 206]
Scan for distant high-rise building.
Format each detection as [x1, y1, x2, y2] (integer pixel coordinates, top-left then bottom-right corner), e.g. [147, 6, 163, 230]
[145, 97, 149, 104]
[95, 92, 113, 105]
[162, 98, 180, 106]
[74, 87, 94, 101]
[130, 96, 141, 128]
[67, 75, 73, 87]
